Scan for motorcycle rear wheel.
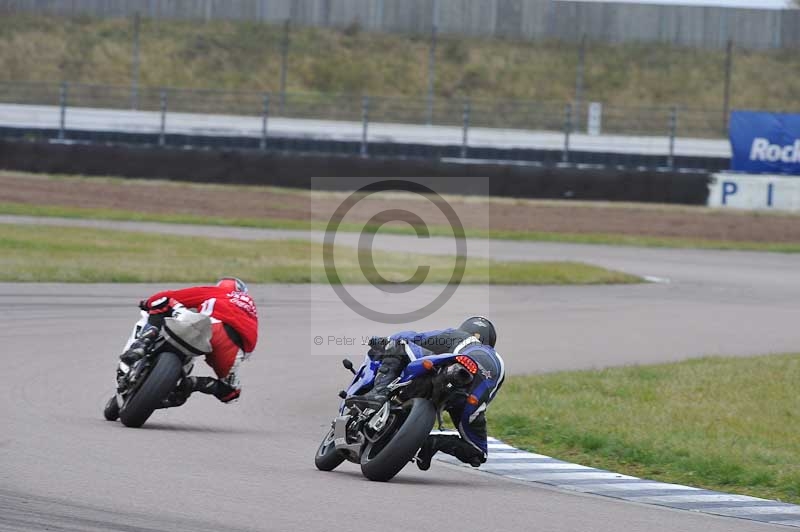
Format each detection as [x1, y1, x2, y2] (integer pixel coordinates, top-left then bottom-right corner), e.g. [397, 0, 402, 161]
[360, 398, 436, 482]
[119, 351, 182, 428]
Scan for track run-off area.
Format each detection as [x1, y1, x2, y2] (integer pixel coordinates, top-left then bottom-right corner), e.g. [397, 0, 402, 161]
[2, 216, 800, 532]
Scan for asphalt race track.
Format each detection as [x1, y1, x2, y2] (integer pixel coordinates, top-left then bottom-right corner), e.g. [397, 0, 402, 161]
[2, 222, 799, 531]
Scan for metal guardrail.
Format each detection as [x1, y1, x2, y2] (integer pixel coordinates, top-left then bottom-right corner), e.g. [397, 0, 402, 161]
[0, 80, 728, 135]
[0, 81, 729, 169]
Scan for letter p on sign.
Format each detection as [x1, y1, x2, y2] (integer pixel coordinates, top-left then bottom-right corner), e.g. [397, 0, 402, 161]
[722, 181, 738, 205]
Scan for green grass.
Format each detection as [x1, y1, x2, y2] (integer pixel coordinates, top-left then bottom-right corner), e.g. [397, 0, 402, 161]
[0, 201, 316, 231]
[0, 224, 639, 284]
[1, 13, 798, 129]
[4, 201, 800, 253]
[490, 354, 800, 503]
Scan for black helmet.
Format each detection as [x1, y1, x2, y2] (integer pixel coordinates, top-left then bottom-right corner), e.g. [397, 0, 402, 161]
[458, 316, 497, 347]
[216, 277, 248, 293]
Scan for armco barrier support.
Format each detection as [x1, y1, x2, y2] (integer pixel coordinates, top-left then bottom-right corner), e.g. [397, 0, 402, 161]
[0, 139, 711, 205]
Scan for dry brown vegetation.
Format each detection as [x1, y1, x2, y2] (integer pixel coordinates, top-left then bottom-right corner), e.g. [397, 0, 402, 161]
[0, 13, 796, 114]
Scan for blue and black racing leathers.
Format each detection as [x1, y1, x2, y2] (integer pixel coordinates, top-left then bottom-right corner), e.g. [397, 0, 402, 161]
[385, 328, 505, 465]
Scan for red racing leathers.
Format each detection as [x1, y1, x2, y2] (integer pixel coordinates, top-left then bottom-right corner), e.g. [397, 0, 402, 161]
[145, 286, 258, 392]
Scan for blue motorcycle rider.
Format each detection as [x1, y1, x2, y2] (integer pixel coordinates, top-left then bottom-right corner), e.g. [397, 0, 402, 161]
[347, 316, 505, 471]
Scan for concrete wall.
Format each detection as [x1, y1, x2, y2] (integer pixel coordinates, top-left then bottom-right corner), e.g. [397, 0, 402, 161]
[0, 0, 796, 50]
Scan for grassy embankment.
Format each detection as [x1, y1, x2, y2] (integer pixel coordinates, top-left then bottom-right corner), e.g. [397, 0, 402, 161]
[4, 201, 800, 253]
[0, 224, 639, 284]
[1, 14, 798, 115]
[492, 354, 800, 504]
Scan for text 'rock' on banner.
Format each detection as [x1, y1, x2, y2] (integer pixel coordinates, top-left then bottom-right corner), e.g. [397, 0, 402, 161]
[730, 111, 800, 175]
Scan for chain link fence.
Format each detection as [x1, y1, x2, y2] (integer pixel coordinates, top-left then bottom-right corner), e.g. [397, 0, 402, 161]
[0, 81, 726, 136]
[0, 80, 731, 169]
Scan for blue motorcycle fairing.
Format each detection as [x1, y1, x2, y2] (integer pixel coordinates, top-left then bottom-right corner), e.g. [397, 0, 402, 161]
[338, 351, 479, 414]
[338, 353, 380, 414]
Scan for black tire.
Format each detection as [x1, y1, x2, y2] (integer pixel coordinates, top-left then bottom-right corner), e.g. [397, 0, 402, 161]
[314, 427, 347, 471]
[360, 398, 436, 482]
[103, 395, 120, 421]
[119, 352, 182, 428]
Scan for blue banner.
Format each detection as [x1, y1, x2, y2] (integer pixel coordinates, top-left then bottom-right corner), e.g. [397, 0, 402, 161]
[730, 111, 800, 174]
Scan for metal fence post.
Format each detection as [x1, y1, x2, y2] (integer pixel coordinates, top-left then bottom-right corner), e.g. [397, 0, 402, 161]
[574, 33, 586, 123]
[58, 81, 68, 140]
[360, 96, 370, 158]
[461, 99, 470, 159]
[375, 0, 384, 29]
[668, 106, 678, 169]
[159, 89, 167, 147]
[279, 19, 290, 114]
[426, 0, 438, 126]
[562, 103, 573, 164]
[260, 94, 270, 150]
[131, 12, 140, 110]
[722, 39, 733, 133]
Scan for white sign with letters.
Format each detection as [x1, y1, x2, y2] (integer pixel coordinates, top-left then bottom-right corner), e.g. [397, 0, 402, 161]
[587, 102, 602, 136]
[708, 172, 800, 212]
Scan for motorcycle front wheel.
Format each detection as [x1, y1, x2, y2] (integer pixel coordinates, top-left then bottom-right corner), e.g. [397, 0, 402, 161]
[103, 395, 120, 421]
[314, 427, 347, 471]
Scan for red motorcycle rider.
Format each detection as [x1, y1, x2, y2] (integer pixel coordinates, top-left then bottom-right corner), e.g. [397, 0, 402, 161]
[120, 277, 258, 405]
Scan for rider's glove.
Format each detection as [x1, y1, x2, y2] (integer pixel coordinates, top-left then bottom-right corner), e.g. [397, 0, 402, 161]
[142, 296, 178, 315]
